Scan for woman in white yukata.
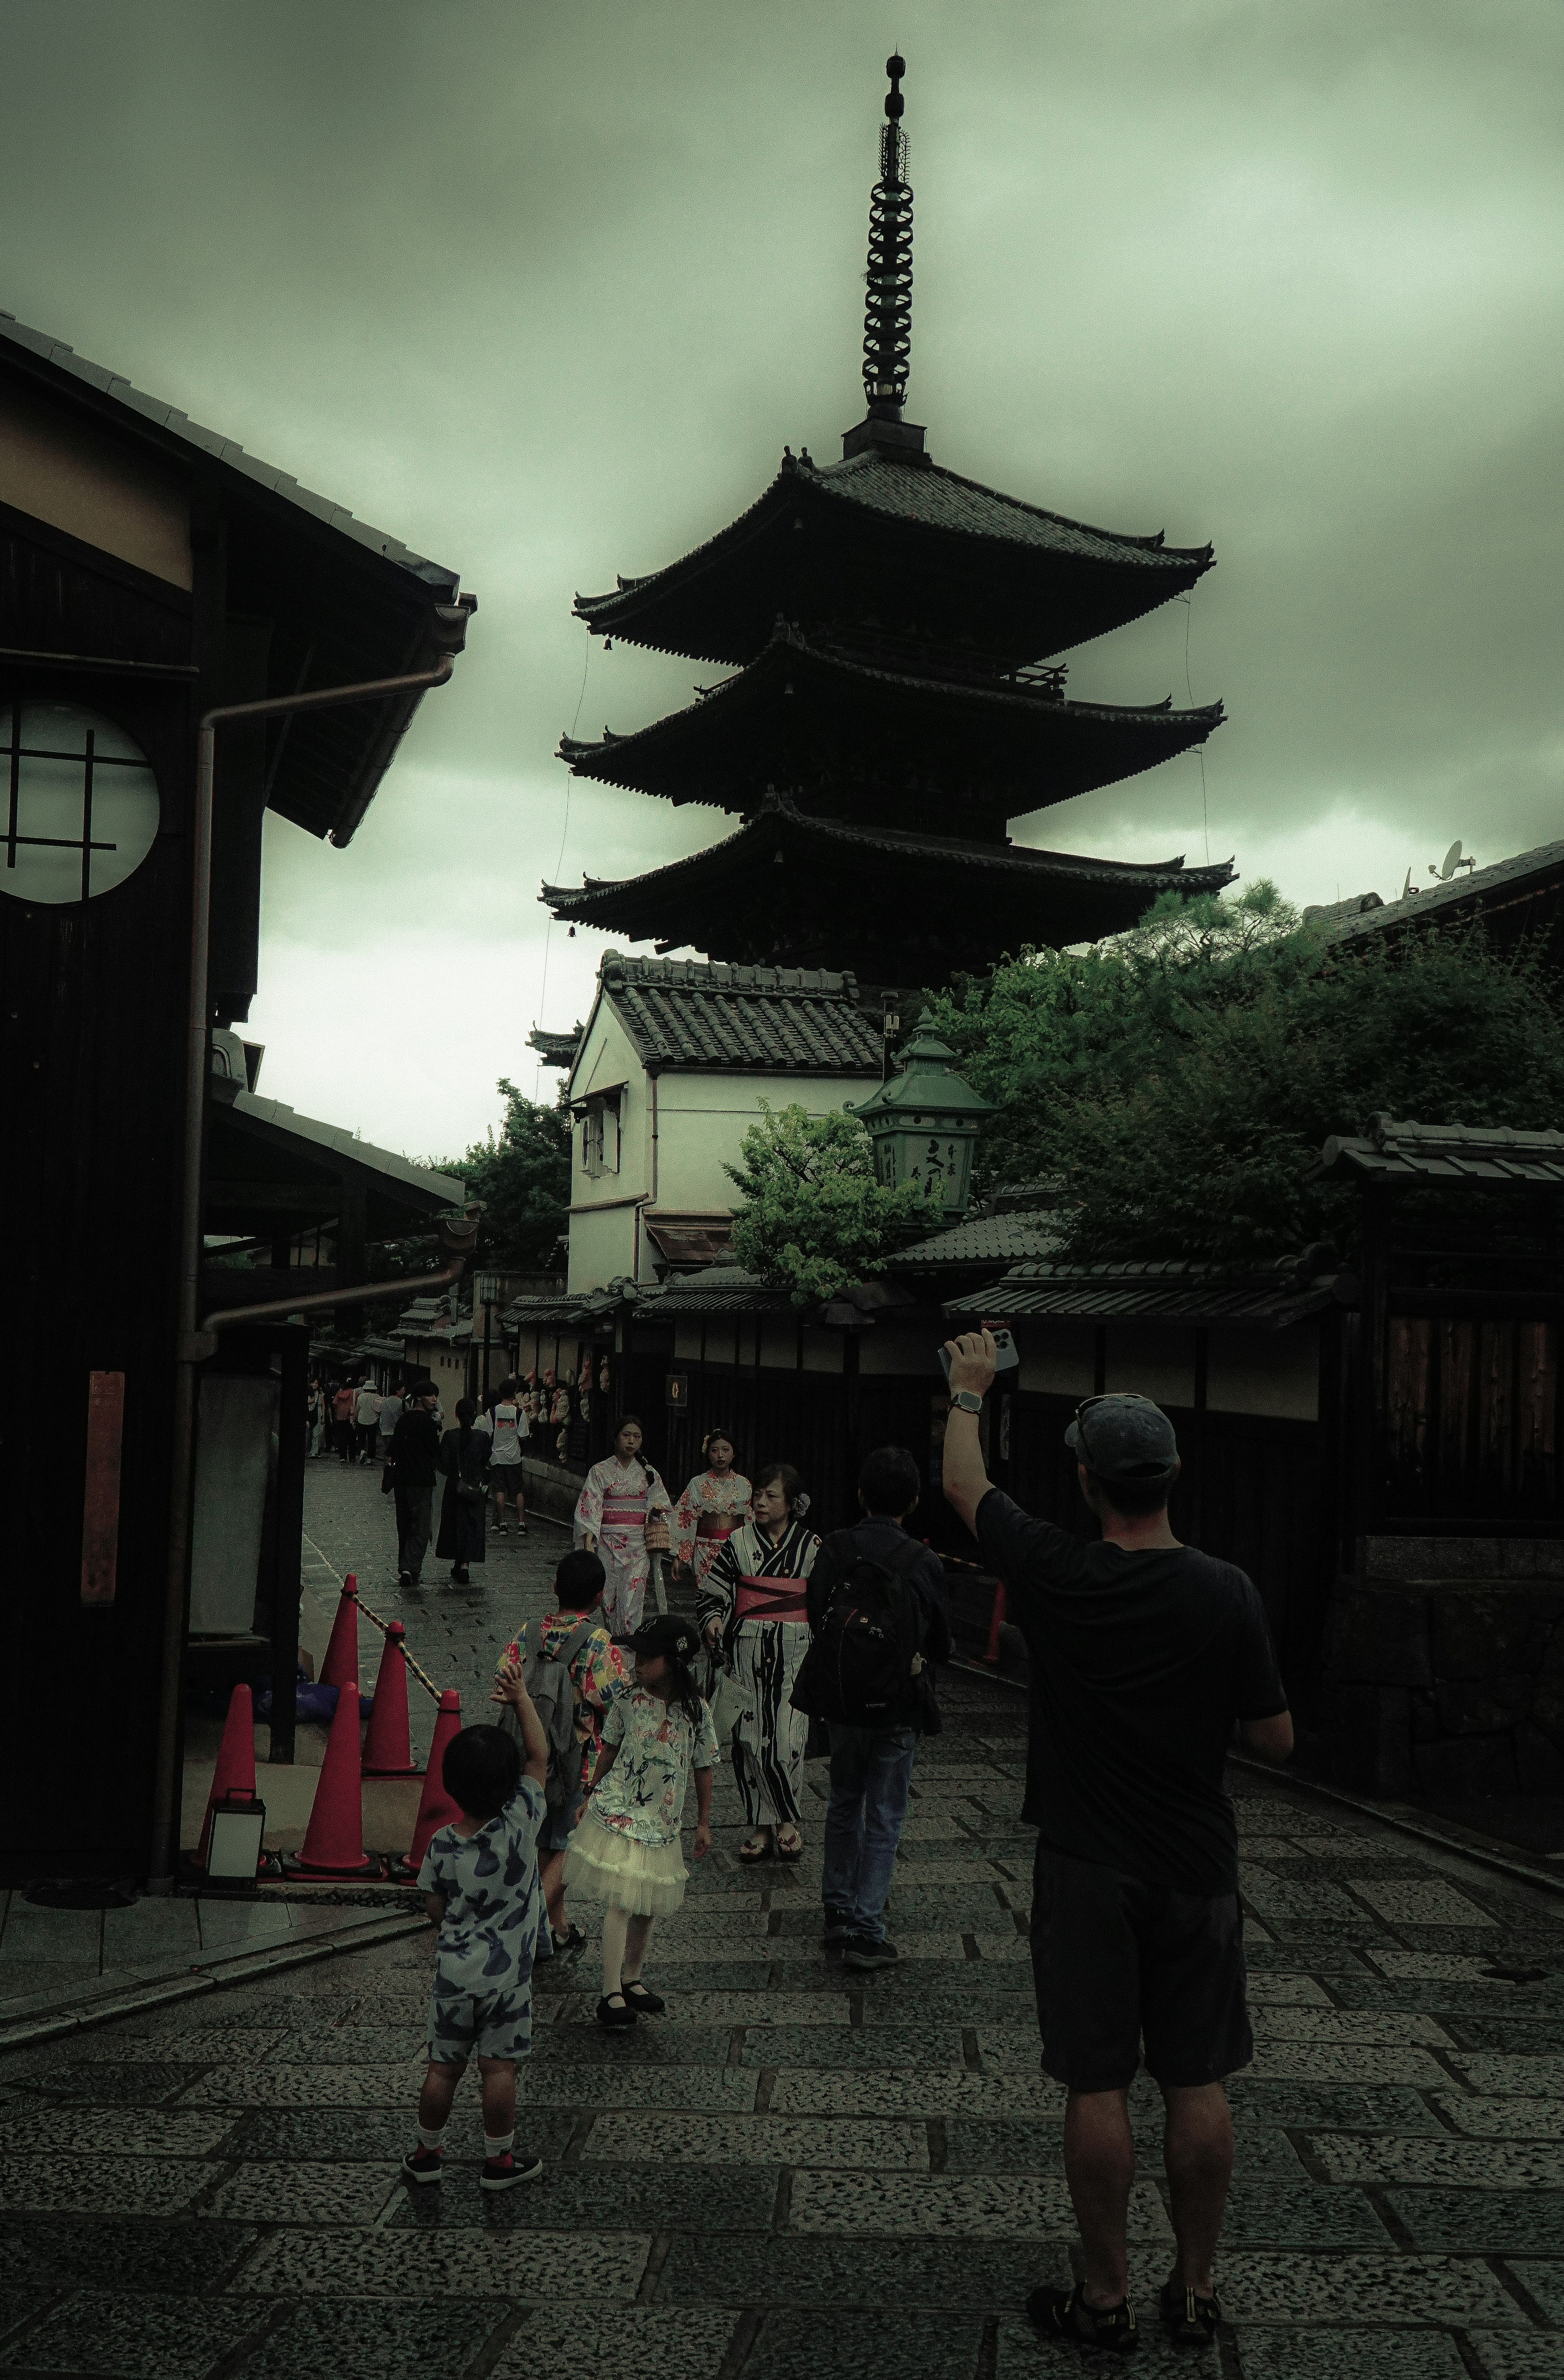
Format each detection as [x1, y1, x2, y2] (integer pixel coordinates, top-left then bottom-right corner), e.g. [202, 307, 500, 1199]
[698, 1461, 820, 1863]
[574, 1414, 672, 1639]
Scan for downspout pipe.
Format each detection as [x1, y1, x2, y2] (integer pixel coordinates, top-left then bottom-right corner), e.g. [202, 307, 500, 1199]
[147, 614, 472, 1890]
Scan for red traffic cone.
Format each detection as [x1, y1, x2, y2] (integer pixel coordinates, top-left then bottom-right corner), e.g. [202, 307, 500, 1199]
[392, 1689, 462, 1880]
[290, 1656, 382, 1878]
[362, 1623, 422, 1778]
[319, 1576, 360, 1690]
[195, 1683, 257, 1869]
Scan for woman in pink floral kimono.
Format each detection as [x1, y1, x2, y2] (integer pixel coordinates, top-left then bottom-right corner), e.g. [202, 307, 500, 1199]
[574, 1414, 672, 1639]
[672, 1428, 751, 1597]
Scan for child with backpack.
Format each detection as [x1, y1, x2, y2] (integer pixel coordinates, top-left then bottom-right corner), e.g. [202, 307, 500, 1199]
[560, 1612, 718, 2026]
[791, 1445, 951, 1971]
[403, 1670, 550, 2192]
[499, 1549, 627, 1954]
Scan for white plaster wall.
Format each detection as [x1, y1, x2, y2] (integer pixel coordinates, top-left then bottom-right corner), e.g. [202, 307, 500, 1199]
[860, 1320, 941, 1377]
[654, 1071, 878, 1214]
[1207, 1322, 1320, 1420]
[1104, 1324, 1199, 1410]
[1017, 1321, 1097, 1397]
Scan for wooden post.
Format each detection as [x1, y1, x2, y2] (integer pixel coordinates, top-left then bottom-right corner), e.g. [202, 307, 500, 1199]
[81, 1371, 126, 1607]
[268, 1328, 308, 1764]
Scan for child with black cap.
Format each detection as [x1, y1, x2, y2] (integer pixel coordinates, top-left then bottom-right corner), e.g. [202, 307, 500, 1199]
[561, 1612, 718, 2025]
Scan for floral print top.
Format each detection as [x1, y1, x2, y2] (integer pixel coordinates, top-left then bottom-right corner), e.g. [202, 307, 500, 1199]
[591, 1686, 719, 1848]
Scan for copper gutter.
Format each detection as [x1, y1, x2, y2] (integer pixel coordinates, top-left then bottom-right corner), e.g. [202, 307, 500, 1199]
[147, 610, 472, 1889]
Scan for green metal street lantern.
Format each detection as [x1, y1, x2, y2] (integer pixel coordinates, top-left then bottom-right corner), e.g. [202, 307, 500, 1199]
[848, 1011, 996, 1222]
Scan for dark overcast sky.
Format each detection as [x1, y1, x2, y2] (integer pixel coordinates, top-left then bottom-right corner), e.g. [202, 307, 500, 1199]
[6, 1, 1561, 1155]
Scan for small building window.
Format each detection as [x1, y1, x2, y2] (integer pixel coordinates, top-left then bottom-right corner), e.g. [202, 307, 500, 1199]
[580, 1092, 621, 1179]
[2, 702, 161, 905]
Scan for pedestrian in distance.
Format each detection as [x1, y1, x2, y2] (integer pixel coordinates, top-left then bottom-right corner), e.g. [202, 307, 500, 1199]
[486, 1377, 529, 1537]
[498, 1547, 628, 1954]
[574, 1415, 673, 1638]
[698, 1460, 818, 1864]
[390, 1382, 441, 1588]
[402, 1668, 550, 2192]
[561, 1612, 716, 2027]
[939, 1329, 1294, 2355]
[437, 1397, 490, 1586]
[672, 1427, 751, 1596]
[306, 1378, 327, 1459]
[353, 1377, 382, 1463]
[791, 1445, 950, 1971]
[330, 1378, 355, 1461]
[377, 1381, 404, 1462]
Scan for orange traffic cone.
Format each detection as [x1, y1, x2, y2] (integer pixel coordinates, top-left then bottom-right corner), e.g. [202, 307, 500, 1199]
[319, 1576, 360, 1689]
[392, 1689, 462, 1880]
[362, 1623, 422, 1778]
[290, 1661, 382, 1879]
[195, 1683, 257, 1869]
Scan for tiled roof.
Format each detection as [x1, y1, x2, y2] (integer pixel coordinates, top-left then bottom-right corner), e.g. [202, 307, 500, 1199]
[639, 1263, 791, 1317]
[1321, 1115, 1564, 1188]
[1311, 840, 1564, 947]
[946, 1259, 1340, 1331]
[887, 1211, 1061, 1270]
[595, 952, 885, 1075]
[528, 1026, 583, 1069]
[808, 450, 1212, 572]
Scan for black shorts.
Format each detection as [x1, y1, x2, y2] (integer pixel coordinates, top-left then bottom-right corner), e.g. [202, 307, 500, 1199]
[1029, 1842, 1252, 2093]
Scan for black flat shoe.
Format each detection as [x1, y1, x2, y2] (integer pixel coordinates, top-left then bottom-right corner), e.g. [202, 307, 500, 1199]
[596, 1993, 637, 2028]
[622, 1981, 665, 2014]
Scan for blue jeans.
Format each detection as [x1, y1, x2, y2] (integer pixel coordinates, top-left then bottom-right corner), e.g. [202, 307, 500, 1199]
[821, 1722, 918, 1942]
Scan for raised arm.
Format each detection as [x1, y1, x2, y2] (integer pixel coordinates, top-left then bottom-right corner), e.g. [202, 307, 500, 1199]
[940, 1330, 998, 1534]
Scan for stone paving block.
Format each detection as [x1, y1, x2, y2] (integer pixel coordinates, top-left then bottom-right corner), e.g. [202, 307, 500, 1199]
[224, 2295, 507, 2379]
[973, 2025, 1047, 2068]
[0, 2155, 206, 2217]
[390, 2163, 780, 2232]
[492, 2308, 738, 2380]
[654, 2234, 1047, 2307]
[1217, 2251, 1527, 2325]
[85, 2024, 297, 2063]
[788, 2171, 1172, 2239]
[0, 2106, 233, 2159]
[1240, 1875, 1390, 1931]
[743, 2310, 985, 2380]
[1375, 1951, 1509, 1980]
[1243, 2041, 1450, 2084]
[1352, 1878, 1501, 1926]
[582, 2113, 929, 2166]
[1432, 2094, 1564, 2140]
[1217, 2181, 1393, 2246]
[598, 1959, 777, 1991]
[1250, 2007, 1454, 2046]
[174, 2062, 417, 2108]
[1312, 2134, 1564, 2188]
[517, 2064, 759, 2110]
[880, 1890, 1015, 1922]
[528, 2022, 734, 2065]
[1443, 2019, 1564, 2054]
[1465, 2337, 1564, 2380]
[739, 2026, 969, 2069]
[1232, 2330, 1470, 2378]
[1331, 1977, 1564, 2015]
[231, 2225, 650, 2298]
[769, 2069, 1063, 2117]
[1246, 1973, 1332, 2005]
[10, 2061, 213, 2106]
[1492, 2260, 1564, 2325]
[199, 2159, 398, 2226]
[1386, 2189, 1564, 2252]
[1395, 1929, 1564, 1958]
[941, 2120, 1068, 2172]
[0, 2215, 258, 2294]
[1449, 2054, 1564, 2094]
[562, 1991, 850, 2026]
[0, 2289, 261, 2379]
[247, 2026, 426, 2065]
[1242, 1938, 1372, 1974]
[226, 2108, 579, 2165]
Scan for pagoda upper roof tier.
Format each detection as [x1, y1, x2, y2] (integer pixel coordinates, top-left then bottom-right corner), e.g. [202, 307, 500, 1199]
[540, 792, 1234, 982]
[573, 447, 1213, 670]
[558, 620, 1222, 829]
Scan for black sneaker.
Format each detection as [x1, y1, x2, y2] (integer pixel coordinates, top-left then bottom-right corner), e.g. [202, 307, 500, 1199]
[402, 2144, 443, 2184]
[398, 1571, 413, 1589]
[480, 2149, 543, 2192]
[1159, 2279, 1220, 2347]
[1028, 2284, 1138, 2354]
[823, 1906, 856, 1945]
[596, 1993, 637, 2028]
[841, 1934, 898, 1971]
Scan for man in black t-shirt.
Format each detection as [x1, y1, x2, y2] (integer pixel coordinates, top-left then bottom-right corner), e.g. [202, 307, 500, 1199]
[941, 1329, 1293, 2356]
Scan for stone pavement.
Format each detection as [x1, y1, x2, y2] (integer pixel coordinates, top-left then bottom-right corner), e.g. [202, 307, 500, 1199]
[1, 1463, 1563, 2374]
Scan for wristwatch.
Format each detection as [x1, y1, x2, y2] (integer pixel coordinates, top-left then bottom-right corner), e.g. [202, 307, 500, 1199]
[948, 1389, 984, 1415]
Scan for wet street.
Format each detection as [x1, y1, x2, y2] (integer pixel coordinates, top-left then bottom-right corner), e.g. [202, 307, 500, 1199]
[1, 1465, 1563, 2376]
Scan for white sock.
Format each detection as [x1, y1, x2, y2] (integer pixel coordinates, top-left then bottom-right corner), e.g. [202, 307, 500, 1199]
[417, 2125, 445, 2151]
[484, 2131, 514, 2159]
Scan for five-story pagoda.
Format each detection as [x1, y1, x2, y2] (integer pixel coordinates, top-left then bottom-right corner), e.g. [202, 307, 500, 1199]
[544, 56, 1232, 984]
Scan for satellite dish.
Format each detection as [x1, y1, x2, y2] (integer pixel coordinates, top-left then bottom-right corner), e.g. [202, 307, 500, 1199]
[1439, 840, 1463, 880]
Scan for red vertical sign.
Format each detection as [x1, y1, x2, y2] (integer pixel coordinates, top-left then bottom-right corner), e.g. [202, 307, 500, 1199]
[81, 1370, 125, 1606]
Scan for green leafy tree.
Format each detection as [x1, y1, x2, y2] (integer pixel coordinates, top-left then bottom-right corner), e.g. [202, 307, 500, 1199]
[435, 1078, 572, 1272]
[725, 1102, 938, 1306]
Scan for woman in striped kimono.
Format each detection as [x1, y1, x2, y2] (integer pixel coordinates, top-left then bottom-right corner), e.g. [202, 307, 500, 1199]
[698, 1461, 820, 1862]
[574, 1415, 672, 1639]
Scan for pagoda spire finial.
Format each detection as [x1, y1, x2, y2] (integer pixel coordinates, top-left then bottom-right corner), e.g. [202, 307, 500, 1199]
[862, 53, 913, 421]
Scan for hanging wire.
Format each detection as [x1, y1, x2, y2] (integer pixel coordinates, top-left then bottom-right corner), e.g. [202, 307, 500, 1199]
[534, 638, 593, 1097]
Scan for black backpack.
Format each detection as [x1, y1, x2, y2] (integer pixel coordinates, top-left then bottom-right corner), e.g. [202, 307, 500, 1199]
[794, 1536, 934, 1728]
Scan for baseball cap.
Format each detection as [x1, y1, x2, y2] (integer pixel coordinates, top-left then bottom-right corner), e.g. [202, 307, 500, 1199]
[1064, 1393, 1179, 1483]
[627, 1613, 700, 1662]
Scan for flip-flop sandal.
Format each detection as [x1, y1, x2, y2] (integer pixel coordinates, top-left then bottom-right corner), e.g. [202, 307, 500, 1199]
[775, 1830, 804, 1861]
[1159, 2280, 1220, 2347]
[738, 1835, 773, 1863]
[1026, 2284, 1138, 2354]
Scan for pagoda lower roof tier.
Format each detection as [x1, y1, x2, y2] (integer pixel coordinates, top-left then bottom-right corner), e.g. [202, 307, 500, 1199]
[559, 622, 1222, 827]
[574, 448, 1213, 670]
[540, 794, 1235, 981]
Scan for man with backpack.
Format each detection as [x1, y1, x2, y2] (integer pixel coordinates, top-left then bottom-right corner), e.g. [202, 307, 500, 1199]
[793, 1445, 950, 1972]
[498, 1549, 627, 1954]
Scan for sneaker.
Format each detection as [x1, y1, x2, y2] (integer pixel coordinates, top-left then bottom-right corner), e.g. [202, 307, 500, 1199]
[496, 1521, 509, 1535]
[596, 1993, 637, 2028]
[398, 1571, 413, 1589]
[823, 1907, 856, 1945]
[1159, 2279, 1221, 2347]
[516, 1524, 528, 1538]
[550, 1923, 587, 1953]
[480, 2149, 543, 2191]
[841, 1933, 898, 1971]
[402, 2144, 443, 2184]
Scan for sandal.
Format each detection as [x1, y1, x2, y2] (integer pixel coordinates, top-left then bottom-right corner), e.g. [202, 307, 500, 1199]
[622, 1980, 666, 2014]
[550, 1923, 586, 1953]
[1159, 2279, 1220, 2348]
[775, 1826, 804, 1862]
[1026, 2285, 1138, 2354]
[738, 1832, 773, 1863]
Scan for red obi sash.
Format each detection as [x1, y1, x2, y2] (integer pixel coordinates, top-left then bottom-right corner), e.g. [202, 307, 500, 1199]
[599, 1498, 648, 1528]
[696, 1514, 739, 1542]
[735, 1577, 809, 1623]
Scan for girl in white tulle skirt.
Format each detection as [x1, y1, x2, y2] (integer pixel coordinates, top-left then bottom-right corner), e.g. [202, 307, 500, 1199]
[562, 1612, 718, 2028]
